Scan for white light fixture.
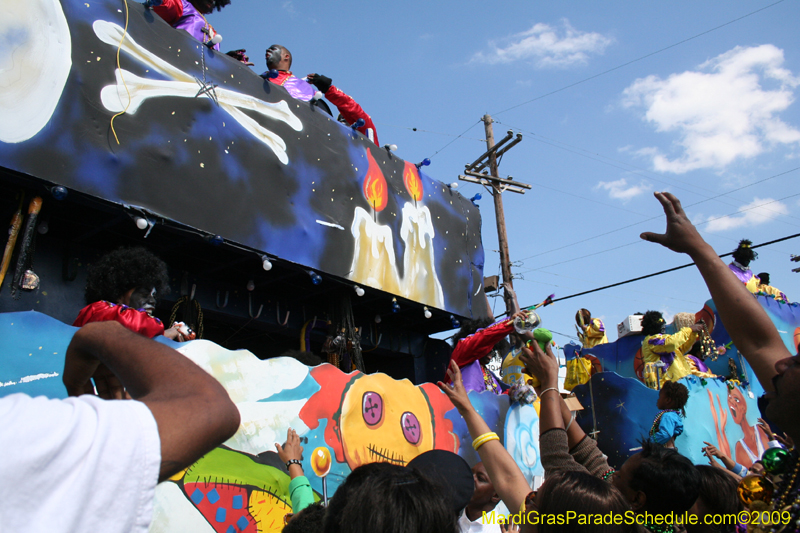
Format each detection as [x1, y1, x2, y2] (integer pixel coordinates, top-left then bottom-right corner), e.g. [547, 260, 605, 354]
[354, 285, 365, 297]
[423, 306, 432, 319]
[261, 255, 273, 271]
[135, 216, 148, 230]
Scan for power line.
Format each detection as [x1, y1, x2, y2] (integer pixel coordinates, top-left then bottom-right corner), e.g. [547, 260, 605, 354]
[516, 193, 800, 274]
[492, 122, 800, 225]
[514, 168, 800, 264]
[492, 0, 787, 116]
[547, 231, 800, 304]
[427, 119, 482, 159]
[374, 122, 486, 142]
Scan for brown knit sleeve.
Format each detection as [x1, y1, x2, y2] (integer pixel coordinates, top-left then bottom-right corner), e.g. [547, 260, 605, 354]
[540, 428, 589, 476]
[569, 435, 612, 478]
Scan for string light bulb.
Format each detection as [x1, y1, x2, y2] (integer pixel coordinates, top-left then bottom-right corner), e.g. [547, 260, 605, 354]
[308, 270, 322, 285]
[50, 186, 68, 200]
[423, 307, 432, 319]
[354, 285, 365, 297]
[391, 297, 400, 313]
[261, 255, 273, 271]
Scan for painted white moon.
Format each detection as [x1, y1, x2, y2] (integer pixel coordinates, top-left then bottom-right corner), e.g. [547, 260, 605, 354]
[0, 0, 71, 143]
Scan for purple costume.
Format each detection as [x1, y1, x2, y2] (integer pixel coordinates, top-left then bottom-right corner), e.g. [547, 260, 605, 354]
[153, 0, 221, 50]
[260, 71, 316, 102]
[459, 360, 506, 394]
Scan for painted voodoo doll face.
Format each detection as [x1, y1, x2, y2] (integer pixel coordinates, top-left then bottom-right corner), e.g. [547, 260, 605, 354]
[339, 373, 434, 469]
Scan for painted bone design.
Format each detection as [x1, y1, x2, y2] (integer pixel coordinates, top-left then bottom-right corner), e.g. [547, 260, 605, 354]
[94, 20, 301, 165]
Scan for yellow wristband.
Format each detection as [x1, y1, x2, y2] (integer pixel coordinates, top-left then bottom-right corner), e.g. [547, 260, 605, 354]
[472, 432, 497, 450]
[472, 432, 500, 451]
[472, 434, 500, 452]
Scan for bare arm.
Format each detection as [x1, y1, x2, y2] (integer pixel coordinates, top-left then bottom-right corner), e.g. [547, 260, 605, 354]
[63, 321, 241, 481]
[641, 192, 790, 391]
[276, 428, 305, 480]
[438, 360, 531, 513]
[519, 343, 587, 448]
[703, 442, 736, 471]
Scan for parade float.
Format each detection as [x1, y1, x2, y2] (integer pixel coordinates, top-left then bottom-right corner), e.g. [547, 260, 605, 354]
[2, 1, 799, 532]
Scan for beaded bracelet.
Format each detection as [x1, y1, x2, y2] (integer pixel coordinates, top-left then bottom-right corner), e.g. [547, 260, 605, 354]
[538, 387, 559, 398]
[472, 432, 500, 451]
[286, 459, 302, 470]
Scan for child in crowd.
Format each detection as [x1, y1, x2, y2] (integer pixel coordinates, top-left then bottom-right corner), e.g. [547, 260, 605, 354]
[649, 381, 689, 448]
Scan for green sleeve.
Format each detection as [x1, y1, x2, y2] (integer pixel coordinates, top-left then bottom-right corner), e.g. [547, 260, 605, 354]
[288, 475, 315, 513]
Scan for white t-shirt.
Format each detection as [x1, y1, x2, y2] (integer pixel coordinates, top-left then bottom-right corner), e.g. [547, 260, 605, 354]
[458, 508, 503, 533]
[0, 393, 161, 533]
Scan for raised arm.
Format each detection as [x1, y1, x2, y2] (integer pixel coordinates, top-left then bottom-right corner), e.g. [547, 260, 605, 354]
[437, 360, 531, 513]
[62, 321, 241, 481]
[641, 192, 791, 391]
[520, 342, 612, 477]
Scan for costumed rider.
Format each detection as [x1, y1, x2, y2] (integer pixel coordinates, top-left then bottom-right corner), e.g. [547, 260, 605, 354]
[565, 308, 605, 391]
[449, 317, 514, 394]
[640, 310, 713, 385]
[449, 284, 525, 394]
[306, 73, 379, 146]
[575, 308, 608, 349]
[498, 283, 540, 388]
[649, 381, 689, 449]
[152, 0, 230, 50]
[727, 238, 759, 294]
[755, 272, 789, 303]
[73, 247, 194, 341]
[260, 45, 317, 102]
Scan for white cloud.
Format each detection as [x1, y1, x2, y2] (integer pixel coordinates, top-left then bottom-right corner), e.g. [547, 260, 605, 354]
[282, 1, 297, 17]
[594, 178, 650, 202]
[471, 19, 613, 68]
[622, 45, 800, 173]
[702, 197, 788, 232]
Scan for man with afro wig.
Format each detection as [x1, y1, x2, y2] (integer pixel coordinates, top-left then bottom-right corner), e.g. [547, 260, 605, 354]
[74, 247, 188, 341]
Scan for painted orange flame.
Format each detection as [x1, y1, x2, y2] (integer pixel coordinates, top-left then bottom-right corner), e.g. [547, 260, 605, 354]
[403, 162, 423, 201]
[362, 150, 388, 211]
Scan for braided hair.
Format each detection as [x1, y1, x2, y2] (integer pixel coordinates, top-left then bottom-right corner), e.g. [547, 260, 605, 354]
[660, 381, 689, 416]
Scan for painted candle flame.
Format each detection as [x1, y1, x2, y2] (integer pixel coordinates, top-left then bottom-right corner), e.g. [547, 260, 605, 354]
[403, 162, 423, 202]
[362, 150, 388, 212]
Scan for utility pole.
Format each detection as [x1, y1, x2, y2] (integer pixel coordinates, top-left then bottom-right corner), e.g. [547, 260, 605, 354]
[459, 114, 528, 316]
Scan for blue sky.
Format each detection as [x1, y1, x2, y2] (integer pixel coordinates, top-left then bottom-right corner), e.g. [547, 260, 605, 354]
[211, 0, 800, 346]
